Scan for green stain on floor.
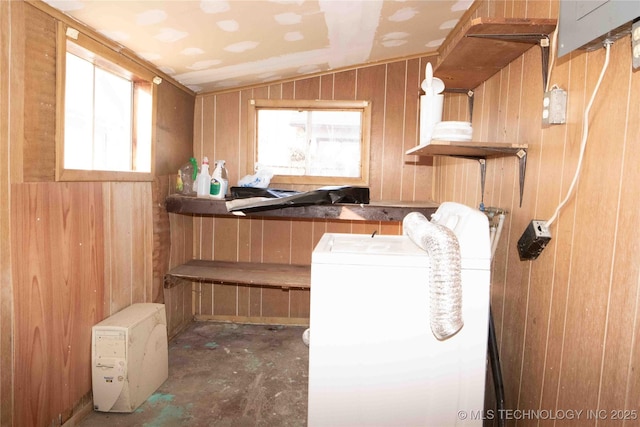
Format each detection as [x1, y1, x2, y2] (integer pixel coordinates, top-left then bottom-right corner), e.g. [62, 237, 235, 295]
[147, 393, 175, 404]
[204, 341, 219, 349]
[142, 405, 185, 427]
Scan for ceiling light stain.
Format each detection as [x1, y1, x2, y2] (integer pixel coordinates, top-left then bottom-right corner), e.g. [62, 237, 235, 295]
[217, 20, 240, 32]
[285, 32, 304, 42]
[187, 59, 223, 70]
[297, 64, 321, 74]
[451, 0, 473, 12]
[155, 28, 189, 43]
[425, 38, 445, 48]
[200, 0, 230, 14]
[98, 30, 130, 42]
[383, 32, 409, 40]
[274, 12, 303, 25]
[43, 0, 84, 12]
[388, 7, 417, 22]
[158, 66, 176, 75]
[136, 9, 167, 26]
[176, 48, 331, 85]
[140, 52, 162, 61]
[181, 47, 206, 56]
[224, 41, 260, 53]
[319, 0, 383, 69]
[440, 19, 459, 30]
[382, 39, 407, 48]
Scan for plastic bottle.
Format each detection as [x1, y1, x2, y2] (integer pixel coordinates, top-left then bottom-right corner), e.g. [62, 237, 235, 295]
[195, 157, 211, 197]
[210, 160, 229, 199]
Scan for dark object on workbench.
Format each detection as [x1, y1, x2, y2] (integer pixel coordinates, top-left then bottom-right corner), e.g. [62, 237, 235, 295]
[227, 186, 370, 213]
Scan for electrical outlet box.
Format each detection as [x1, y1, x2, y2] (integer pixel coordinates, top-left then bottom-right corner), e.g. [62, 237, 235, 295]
[517, 220, 552, 261]
[542, 88, 567, 125]
[632, 19, 640, 70]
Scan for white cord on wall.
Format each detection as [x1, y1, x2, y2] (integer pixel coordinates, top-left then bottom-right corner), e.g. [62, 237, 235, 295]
[545, 41, 612, 229]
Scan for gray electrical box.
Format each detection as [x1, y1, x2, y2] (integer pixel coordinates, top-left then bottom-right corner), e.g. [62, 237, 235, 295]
[558, 0, 640, 57]
[542, 88, 567, 125]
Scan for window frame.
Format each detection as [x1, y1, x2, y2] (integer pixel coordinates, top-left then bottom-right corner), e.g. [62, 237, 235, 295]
[247, 99, 371, 187]
[55, 22, 157, 182]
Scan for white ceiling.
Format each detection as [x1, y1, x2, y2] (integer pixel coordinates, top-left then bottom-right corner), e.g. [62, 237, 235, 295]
[43, 0, 474, 93]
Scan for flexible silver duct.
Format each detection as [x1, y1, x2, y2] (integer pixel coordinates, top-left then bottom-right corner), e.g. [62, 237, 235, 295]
[403, 212, 463, 340]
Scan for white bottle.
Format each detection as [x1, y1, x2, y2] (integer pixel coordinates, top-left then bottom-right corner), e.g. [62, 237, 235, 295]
[210, 160, 228, 199]
[195, 157, 211, 197]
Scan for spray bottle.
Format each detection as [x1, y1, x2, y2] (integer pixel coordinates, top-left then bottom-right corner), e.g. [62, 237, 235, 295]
[195, 157, 211, 197]
[210, 160, 228, 199]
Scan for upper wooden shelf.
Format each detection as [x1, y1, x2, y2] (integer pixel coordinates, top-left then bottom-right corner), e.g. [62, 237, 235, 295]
[165, 194, 438, 222]
[435, 17, 557, 90]
[406, 140, 527, 158]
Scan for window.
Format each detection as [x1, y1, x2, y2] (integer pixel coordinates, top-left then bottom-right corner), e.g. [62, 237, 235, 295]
[248, 99, 371, 186]
[56, 24, 157, 181]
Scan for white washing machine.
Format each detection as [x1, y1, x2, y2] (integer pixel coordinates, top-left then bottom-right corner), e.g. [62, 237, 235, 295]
[307, 202, 491, 426]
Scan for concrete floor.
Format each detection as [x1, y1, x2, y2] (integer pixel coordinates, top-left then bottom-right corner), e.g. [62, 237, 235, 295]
[79, 322, 309, 427]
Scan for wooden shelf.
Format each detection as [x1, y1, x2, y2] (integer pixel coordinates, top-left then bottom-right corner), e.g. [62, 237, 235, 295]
[435, 17, 557, 91]
[165, 194, 438, 222]
[406, 140, 527, 158]
[164, 259, 311, 289]
[406, 139, 528, 207]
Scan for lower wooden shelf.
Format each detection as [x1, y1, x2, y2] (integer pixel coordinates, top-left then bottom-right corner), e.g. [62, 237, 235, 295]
[164, 259, 311, 290]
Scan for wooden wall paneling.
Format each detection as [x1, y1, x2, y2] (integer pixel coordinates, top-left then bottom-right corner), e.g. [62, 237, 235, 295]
[23, 3, 56, 182]
[488, 59, 524, 353]
[381, 61, 406, 201]
[619, 57, 640, 420]
[261, 218, 293, 318]
[490, 66, 530, 421]
[12, 182, 105, 426]
[294, 76, 321, 99]
[351, 220, 376, 235]
[537, 53, 586, 419]
[357, 64, 387, 200]
[133, 182, 153, 304]
[320, 74, 334, 100]
[282, 81, 295, 99]
[512, 44, 550, 412]
[334, 69, 357, 100]
[104, 183, 134, 313]
[249, 217, 264, 317]
[154, 82, 195, 176]
[291, 219, 314, 265]
[214, 91, 240, 186]
[166, 211, 193, 338]
[1, 1, 16, 425]
[516, 31, 569, 420]
[598, 50, 640, 423]
[213, 217, 240, 316]
[403, 58, 431, 202]
[101, 182, 153, 314]
[555, 42, 628, 418]
[151, 176, 170, 304]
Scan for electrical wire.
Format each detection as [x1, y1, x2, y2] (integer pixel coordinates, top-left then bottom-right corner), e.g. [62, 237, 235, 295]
[545, 41, 612, 229]
[545, 29, 559, 93]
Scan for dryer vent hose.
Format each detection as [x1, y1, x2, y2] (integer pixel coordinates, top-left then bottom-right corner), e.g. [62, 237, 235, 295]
[403, 212, 463, 340]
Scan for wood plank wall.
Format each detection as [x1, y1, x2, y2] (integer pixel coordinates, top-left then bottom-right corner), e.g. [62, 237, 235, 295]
[2, 2, 195, 425]
[192, 57, 441, 323]
[438, 1, 640, 425]
[1, 2, 17, 425]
